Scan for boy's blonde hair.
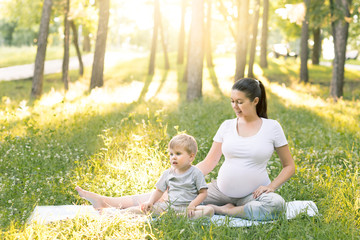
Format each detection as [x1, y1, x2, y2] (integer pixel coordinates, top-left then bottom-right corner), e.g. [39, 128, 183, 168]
[168, 134, 198, 155]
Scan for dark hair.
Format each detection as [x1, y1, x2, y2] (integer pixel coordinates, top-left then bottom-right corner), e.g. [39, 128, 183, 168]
[232, 78, 267, 118]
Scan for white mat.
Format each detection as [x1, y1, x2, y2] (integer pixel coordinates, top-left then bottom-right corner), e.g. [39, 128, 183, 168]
[211, 200, 318, 227]
[28, 200, 318, 227]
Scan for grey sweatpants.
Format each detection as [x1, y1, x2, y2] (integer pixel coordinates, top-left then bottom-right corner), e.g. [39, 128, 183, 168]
[203, 180, 286, 220]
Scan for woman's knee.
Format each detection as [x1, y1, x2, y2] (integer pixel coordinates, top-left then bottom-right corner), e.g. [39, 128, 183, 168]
[244, 193, 285, 220]
[260, 192, 286, 212]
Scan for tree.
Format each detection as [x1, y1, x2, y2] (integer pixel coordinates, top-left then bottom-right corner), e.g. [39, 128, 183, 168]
[148, 0, 169, 74]
[70, 21, 84, 76]
[205, 0, 214, 68]
[330, 0, 352, 100]
[177, 0, 187, 65]
[158, 2, 170, 70]
[235, 0, 250, 81]
[309, 0, 328, 65]
[148, 0, 160, 75]
[90, 0, 110, 90]
[312, 28, 321, 65]
[62, 0, 70, 91]
[300, 0, 310, 83]
[82, 28, 91, 52]
[217, 0, 236, 40]
[72, 0, 98, 53]
[186, 0, 205, 101]
[260, 0, 269, 68]
[31, 0, 53, 99]
[248, 0, 260, 78]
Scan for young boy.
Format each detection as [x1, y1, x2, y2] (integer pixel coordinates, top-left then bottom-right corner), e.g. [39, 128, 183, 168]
[76, 134, 214, 219]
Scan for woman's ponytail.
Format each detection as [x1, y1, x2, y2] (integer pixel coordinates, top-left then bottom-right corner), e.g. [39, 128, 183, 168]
[256, 81, 267, 118]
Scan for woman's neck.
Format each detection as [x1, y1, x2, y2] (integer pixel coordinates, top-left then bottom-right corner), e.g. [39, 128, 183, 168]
[237, 115, 260, 124]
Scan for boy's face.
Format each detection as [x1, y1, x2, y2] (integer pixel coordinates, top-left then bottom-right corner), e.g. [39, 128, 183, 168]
[168, 146, 195, 173]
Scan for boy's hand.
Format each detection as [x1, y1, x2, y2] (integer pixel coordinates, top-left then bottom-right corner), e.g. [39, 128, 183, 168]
[187, 205, 196, 218]
[141, 202, 153, 213]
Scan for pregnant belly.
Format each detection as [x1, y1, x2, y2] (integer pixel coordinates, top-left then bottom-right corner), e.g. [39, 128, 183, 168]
[217, 162, 270, 198]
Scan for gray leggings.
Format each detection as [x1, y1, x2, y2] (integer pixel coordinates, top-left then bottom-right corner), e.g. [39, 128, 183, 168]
[203, 180, 286, 220]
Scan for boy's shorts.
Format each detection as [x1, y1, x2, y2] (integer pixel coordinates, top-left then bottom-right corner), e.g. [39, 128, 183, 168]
[152, 202, 188, 214]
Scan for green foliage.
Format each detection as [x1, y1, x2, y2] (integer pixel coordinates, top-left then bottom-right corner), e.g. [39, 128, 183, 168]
[269, 0, 302, 42]
[0, 54, 359, 238]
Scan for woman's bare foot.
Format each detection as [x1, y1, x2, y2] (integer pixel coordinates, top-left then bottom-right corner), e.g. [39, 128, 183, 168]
[207, 203, 235, 215]
[75, 186, 108, 209]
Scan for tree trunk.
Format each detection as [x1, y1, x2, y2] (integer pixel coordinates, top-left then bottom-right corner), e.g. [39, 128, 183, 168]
[235, 0, 250, 81]
[158, 4, 170, 70]
[330, 0, 351, 100]
[248, 0, 260, 78]
[186, 0, 204, 101]
[62, 0, 70, 91]
[82, 28, 91, 52]
[90, 0, 110, 90]
[300, 0, 310, 83]
[260, 0, 269, 68]
[177, 0, 187, 65]
[70, 21, 84, 76]
[148, 0, 160, 75]
[205, 0, 214, 68]
[312, 28, 321, 65]
[31, 0, 53, 99]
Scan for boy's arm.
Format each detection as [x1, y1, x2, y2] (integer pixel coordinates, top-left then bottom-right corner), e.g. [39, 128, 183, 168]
[187, 188, 207, 210]
[148, 188, 164, 204]
[141, 188, 164, 212]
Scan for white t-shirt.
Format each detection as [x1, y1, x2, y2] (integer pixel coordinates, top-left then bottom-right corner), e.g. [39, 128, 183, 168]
[213, 118, 288, 198]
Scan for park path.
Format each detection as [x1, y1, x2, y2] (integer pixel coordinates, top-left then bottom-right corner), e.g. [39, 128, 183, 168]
[0, 50, 146, 81]
[320, 61, 360, 71]
[1, 55, 358, 82]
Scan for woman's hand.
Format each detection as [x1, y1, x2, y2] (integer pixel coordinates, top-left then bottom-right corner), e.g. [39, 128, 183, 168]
[253, 185, 275, 199]
[140, 201, 153, 213]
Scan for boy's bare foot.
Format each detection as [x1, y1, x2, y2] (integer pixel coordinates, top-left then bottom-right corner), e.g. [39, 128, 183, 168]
[75, 186, 107, 209]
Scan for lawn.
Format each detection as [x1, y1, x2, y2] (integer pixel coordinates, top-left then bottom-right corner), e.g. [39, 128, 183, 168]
[0, 54, 359, 239]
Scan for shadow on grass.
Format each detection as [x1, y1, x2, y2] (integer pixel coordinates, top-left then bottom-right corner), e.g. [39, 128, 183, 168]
[262, 59, 299, 86]
[176, 64, 186, 102]
[208, 67, 225, 98]
[0, 69, 81, 105]
[153, 70, 169, 99]
[137, 74, 154, 102]
[263, 59, 360, 100]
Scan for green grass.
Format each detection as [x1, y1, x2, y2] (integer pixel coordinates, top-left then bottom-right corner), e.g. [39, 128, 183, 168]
[263, 58, 360, 100]
[0, 54, 359, 239]
[0, 46, 82, 68]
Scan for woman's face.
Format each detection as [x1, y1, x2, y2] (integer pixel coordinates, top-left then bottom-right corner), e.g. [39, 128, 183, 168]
[230, 89, 258, 118]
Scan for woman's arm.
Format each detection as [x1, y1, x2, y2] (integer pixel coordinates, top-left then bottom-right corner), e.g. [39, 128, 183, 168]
[195, 142, 223, 175]
[253, 145, 295, 198]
